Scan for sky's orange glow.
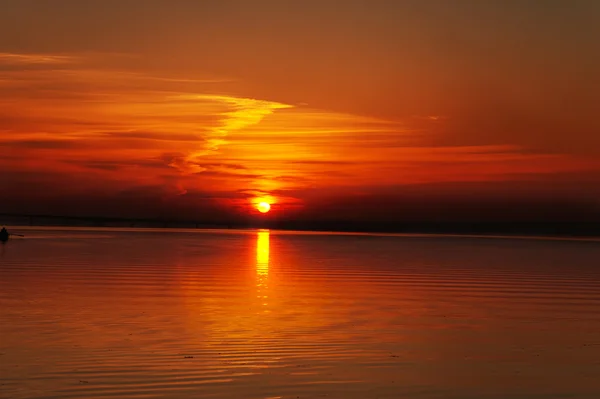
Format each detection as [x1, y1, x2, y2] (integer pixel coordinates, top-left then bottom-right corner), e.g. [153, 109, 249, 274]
[1, 1, 599, 222]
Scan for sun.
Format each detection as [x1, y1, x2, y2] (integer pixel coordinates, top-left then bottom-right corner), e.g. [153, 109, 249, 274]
[257, 201, 271, 213]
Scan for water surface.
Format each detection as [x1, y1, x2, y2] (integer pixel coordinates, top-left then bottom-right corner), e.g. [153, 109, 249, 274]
[1, 227, 600, 399]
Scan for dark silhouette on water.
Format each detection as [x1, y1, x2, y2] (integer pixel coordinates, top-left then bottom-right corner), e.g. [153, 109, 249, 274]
[0, 227, 9, 243]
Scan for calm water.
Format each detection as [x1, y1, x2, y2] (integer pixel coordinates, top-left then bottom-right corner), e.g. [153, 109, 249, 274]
[1, 228, 600, 399]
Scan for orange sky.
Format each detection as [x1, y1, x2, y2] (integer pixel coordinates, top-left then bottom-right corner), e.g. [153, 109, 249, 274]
[1, 1, 599, 222]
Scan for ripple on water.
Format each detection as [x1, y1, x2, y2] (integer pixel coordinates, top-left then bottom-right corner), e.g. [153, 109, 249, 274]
[1, 228, 600, 399]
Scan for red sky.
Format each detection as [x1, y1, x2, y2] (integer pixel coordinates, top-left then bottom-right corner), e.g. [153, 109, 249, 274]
[1, 1, 599, 223]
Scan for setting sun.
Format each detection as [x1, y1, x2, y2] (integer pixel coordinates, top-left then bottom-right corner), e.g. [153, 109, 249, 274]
[257, 202, 271, 213]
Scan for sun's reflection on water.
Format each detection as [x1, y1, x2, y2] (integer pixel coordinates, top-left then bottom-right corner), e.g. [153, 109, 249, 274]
[256, 230, 270, 308]
[256, 229, 269, 276]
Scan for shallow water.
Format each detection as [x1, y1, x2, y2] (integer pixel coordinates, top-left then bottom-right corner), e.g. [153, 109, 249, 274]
[1, 227, 600, 399]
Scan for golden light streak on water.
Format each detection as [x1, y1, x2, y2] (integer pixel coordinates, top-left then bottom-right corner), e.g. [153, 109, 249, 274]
[256, 229, 270, 276]
[256, 229, 270, 309]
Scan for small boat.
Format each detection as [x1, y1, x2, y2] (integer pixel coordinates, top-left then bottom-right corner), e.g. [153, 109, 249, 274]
[0, 227, 9, 243]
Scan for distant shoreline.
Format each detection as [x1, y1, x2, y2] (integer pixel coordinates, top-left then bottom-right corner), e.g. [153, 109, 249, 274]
[1, 212, 599, 239]
[4, 223, 600, 243]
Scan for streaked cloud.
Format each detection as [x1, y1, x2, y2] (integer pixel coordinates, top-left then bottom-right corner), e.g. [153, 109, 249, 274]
[168, 94, 292, 172]
[0, 52, 77, 65]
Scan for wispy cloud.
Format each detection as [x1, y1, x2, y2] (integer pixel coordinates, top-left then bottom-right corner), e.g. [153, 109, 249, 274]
[167, 94, 292, 173]
[0, 52, 77, 65]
